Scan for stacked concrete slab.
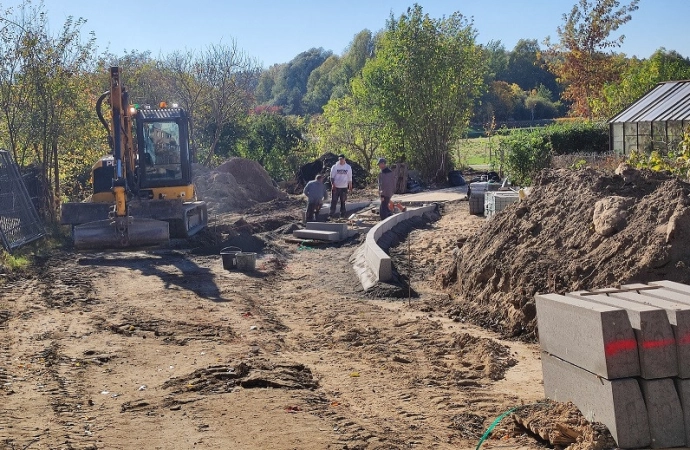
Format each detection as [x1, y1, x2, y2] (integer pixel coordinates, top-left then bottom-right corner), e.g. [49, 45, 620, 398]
[293, 222, 349, 242]
[536, 281, 690, 449]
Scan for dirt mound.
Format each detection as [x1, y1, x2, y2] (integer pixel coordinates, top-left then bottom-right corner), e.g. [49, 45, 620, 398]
[442, 168, 690, 339]
[193, 158, 287, 213]
[512, 400, 616, 449]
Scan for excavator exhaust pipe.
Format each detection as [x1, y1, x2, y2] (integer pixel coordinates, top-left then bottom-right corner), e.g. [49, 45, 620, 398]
[73, 217, 170, 250]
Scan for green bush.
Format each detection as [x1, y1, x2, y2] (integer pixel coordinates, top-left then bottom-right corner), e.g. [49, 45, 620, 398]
[545, 121, 608, 155]
[500, 129, 552, 185]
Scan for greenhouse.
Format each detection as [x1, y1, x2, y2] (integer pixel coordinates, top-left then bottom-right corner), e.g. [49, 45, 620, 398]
[609, 80, 690, 154]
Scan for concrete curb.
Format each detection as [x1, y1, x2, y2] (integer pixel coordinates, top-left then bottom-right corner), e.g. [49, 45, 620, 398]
[351, 204, 438, 290]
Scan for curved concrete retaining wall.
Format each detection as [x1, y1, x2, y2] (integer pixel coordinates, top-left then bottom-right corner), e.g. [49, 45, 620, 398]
[352, 204, 437, 290]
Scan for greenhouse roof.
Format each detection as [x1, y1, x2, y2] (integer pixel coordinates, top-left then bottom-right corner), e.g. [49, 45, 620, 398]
[609, 80, 690, 124]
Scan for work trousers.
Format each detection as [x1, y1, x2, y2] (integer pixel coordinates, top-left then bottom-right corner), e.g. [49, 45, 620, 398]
[305, 202, 321, 222]
[380, 196, 392, 220]
[330, 188, 348, 217]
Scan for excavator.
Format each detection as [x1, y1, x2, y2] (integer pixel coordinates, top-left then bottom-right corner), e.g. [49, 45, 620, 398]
[61, 67, 207, 249]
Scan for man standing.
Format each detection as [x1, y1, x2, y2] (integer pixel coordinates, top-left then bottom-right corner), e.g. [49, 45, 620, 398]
[377, 157, 396, 220]
[329, 154, 352, 218]
[303, 174, 328, 222]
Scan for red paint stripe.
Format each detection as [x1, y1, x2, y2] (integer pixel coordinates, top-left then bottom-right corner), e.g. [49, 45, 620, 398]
[605, 339, 637, 356]
[642, 338, 676, 349]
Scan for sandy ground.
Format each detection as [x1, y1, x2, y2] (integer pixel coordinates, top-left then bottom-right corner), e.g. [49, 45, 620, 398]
[0, 199, 548, 450]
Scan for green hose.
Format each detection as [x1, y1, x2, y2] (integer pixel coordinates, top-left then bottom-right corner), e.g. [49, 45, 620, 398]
[476, 402, 551, 449]
[475, 407, 519, 450]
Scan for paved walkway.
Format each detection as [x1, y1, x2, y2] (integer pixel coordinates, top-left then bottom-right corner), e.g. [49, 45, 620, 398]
[392, 185, 468, 204]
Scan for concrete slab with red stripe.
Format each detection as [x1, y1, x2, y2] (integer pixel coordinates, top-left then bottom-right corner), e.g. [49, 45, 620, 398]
[535, 293, 640, 379]
[541, 352, 650, 449]
[639, 378, 686, 448]
[602, 287, 690, 379]
[569, 292, 678, 379]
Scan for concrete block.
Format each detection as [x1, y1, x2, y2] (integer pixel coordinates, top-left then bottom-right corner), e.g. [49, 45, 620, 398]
[641, 284, 690, 307]
[610, 289, 690, 378]
[541, 352, 650, 449]
[638, 378, 686, 448]
[650, 280, 690, 296]
[674, 378, 690, 447]
[568, 293, 678, 379]
[293, 229, 340, 242]
[306, 222, 348, 239]
[535, 293, 640, 379]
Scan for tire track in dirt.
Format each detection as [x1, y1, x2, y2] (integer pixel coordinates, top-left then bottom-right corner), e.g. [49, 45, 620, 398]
[260, 237, 541, 449]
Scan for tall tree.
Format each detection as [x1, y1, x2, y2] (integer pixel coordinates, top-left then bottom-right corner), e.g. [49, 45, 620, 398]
[314, 93, 383, 174]
[160, 50, 206, 161]
[269, 48, 331, 115]
[197, 42, 260, 165]
[595, 49, 690, 118]
[0, 0, 97, 216]
[303, 54, 340, 114]
[358, 4, 486, 181]
[544, 0, 639, 118]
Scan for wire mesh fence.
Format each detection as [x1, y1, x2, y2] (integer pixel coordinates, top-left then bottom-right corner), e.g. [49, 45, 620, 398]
[0, 150, 45, 251]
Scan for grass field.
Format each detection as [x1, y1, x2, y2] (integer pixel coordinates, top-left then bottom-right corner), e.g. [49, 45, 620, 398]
[452, 136, 505, 169]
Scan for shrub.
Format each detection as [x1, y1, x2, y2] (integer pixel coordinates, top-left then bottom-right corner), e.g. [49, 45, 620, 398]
[500, 129, 552, 185]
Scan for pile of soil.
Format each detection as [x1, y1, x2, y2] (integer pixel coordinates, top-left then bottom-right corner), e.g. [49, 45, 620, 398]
[193, 158, 287, 213]
[511, 400, 616, 449]
[442, 167, 690, 339]
[295, 152, 369, 192]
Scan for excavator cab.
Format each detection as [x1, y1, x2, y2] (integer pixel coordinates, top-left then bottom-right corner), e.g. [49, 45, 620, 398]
[61, 67, 207, 249]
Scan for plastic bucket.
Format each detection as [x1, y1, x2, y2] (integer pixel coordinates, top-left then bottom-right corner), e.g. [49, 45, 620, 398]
[236, 252, 257, 272]
[220, 246, 241, 270]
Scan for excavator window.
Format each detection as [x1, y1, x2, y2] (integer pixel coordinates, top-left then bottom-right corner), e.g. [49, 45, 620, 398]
[141, 121, 182, 182]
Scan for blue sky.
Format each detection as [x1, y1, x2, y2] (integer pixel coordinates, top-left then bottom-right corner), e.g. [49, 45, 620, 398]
[10, 0, 689, 67]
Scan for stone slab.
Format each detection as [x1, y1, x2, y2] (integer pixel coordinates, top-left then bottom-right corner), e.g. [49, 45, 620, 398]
[675, 378, 690, 447]
[610, 289, 690, 379]
[639, 378, 686, 448]
[293, 229, 340, 242]
[650, 281, 690, 296]
[305, 222, 348, 239]
[535, 293, 640, 379]
[541, 352, 650, 449]
[358, 204, 437, 285]
[568, 293, 678, 379]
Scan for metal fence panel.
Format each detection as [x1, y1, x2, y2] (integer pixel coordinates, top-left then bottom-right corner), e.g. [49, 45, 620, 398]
[0, 150, 45, 251]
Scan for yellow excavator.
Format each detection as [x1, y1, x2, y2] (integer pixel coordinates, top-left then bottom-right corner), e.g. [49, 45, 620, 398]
[61, 66, 207, 249]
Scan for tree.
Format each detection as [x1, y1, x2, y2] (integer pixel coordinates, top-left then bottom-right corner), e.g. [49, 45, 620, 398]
[544, 0, 639, 118]
[235, 112, 306, 181]
[268, 48, 331, 115]
[303, 54, 340, 114]
[357, 4, 486, 182]
[0, 0, 97, 216]
[196, 42, 260, 165]
[505, 39, 557, 93]
[595, 49, 690, 118]
[315, 94, 383, 174]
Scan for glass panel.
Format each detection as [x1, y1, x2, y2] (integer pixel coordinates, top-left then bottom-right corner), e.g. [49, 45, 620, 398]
[625, 135, 638, 153]
[612, 124, 624, 154]
[143, 121, 182, 182]
[669, 121, 683, 139]
[638, 121, 652, 136]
